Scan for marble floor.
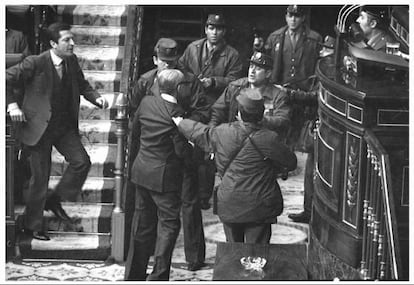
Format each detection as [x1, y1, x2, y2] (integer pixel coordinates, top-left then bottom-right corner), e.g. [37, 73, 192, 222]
[5, 152, 309, 282]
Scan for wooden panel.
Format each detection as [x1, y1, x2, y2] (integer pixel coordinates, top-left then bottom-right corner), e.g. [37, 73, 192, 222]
[342, 132, 363, 229]
[213, 242, 307, 281]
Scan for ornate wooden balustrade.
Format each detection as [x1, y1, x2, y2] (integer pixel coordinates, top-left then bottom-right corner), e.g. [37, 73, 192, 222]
[360, 130, 403, 280]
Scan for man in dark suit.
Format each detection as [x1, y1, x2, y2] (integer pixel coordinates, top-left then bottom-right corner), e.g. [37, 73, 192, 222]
[6, 22, 108, 241]
[128, 38, 208, 272]
[124, 69, 190, 281]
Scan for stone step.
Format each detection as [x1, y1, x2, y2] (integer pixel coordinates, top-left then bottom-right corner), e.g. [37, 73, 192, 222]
[51, 144, 116, 178]
[18, 232, 111, 261]
[45, 203, 113, 234]
[79, 92, 121, 120]
[83, 70, 121, 93]
[75, 46, 124, 72]
[79, 120, 117, 144]
[71, 25, 126, 46]
[49, 176, 115, 203]
[58, 5, 128, 27]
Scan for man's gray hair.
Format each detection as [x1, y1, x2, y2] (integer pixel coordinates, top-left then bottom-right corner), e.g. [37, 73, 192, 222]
[158, 69, 185, 95]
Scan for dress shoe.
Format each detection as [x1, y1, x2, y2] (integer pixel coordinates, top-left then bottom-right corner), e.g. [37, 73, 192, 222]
[288, 211, 311, 223]
[187, 261, 205, 271]
[24, 229, 50, 241]
[45, 196, 72, 222]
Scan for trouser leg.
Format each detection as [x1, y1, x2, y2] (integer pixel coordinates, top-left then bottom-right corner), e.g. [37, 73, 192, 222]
[181, 167, 206, 264]
[244, 223, 272, 244]
[198, 157, 216, 202]
[303, 151, 314, 216]
[147, 190, 181, 281]
[124, 186, 157, 280]
[53, 129, 91, 201]
[24, 139, 53, 232]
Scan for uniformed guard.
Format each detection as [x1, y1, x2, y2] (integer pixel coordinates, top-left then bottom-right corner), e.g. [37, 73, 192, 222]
[355, 5, 393, 52]
[178, 13, 243, 240]
[264, 5, 322, 224]
[210, 51, 291, 137]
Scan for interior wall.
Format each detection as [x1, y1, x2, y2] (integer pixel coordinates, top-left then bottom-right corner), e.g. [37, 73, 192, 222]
[138, 5, 342, 75]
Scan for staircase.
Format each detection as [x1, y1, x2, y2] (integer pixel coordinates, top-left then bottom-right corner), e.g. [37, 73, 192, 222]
[16, 5, 130, 261]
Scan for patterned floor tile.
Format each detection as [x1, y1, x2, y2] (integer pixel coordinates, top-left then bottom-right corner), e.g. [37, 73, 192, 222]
[35, 263, 89, 281]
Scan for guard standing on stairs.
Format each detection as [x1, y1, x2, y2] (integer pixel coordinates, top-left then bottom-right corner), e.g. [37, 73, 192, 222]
[6, 22, 109, 241]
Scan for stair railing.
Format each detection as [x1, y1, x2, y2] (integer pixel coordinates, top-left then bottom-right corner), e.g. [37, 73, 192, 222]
[30, 5, 56, 54]
[110, 5, 144, 262]
[360, 130, 403, 280]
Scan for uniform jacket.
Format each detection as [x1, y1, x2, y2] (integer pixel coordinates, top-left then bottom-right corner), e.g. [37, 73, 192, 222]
[367, 29, 394, 52]
[210, 78, 291, 135]
[178, 38, 243, 105]
[178, 119, 297, 223]
[6, 51, 101, 146]
[131, 94, 191, 193]
[265, 25, 322, 90]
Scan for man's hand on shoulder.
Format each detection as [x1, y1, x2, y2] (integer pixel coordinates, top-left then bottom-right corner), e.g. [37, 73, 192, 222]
[95, 97, 109, 109]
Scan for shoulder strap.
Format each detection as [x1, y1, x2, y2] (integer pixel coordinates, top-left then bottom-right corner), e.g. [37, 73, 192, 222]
[220, 133, 251, 177]
[248, 133, 269, 161]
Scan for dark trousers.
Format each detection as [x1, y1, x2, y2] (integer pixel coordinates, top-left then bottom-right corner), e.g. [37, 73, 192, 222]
[303, 151, 315, 216]
[24, 127, 90, 231]
[197, 156, 216, 202]
[124, 185, 181, 281]
[222, 222, 272, 244]
[181, 166, 206, 264]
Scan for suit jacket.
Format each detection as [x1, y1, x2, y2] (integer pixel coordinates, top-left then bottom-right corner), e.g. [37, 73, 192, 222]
[130, 94, 190, 193]
[6, 50, 101, 146]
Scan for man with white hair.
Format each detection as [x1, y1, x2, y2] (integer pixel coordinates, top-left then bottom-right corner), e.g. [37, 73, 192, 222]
[125, 69, 191, 281]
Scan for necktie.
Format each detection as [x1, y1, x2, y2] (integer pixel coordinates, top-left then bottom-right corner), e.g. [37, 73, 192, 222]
[61, 60, 67, 79]
[55, 62, 63, 79]
[56, 60, 67, 79]
[291, 32, 298, 49]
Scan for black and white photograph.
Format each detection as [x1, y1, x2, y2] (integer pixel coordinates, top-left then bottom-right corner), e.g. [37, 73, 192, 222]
[3, 3, 410, 282]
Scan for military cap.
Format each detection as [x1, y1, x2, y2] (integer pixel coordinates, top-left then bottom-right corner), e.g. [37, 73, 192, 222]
[249, 51, 273, 69]
[206, 14, 226, 27]
[236, 88, 265, 114]
[154, 38, 179, 61]
[286, 5, 306, 16]
[360, 6, 388, 21]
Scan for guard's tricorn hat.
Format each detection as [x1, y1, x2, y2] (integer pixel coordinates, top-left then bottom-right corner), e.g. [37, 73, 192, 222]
[360, 5, 389, 26]
[286, 5, 306, 16]
[154, 38, 179, 61]
[360, 5, 387, 20]
[205, 14, 226, 27]
[249, 51, 273, 70]
[236, 88, 265, 114]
